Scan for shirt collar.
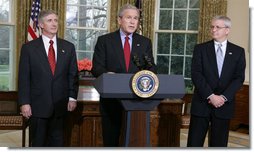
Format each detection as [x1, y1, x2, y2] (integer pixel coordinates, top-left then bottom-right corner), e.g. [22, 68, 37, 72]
[120, 29, 133, 39]
[214, 39, 227, 46]
[42, 34, 57, 44]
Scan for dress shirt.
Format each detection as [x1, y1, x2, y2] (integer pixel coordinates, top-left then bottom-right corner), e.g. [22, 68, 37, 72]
[120, 29, 133, 51]
[42, 35, 57, 62]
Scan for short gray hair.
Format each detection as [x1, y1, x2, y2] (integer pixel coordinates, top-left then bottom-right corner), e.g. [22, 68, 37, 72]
[38, 10, 58, 23]
[212, 15, 232, 28]
[118, 4, 140, 18]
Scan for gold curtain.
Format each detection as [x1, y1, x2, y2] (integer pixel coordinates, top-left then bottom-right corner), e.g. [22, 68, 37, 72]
[141, 0, 155, 40]
[110, 0, 155, 40]
[16, 0, 33, 87]
[16, 0, 32, 61]
[198, 0, 227, 43]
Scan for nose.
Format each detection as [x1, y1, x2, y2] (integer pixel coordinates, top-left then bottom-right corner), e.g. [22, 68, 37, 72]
[130, 19, 135, 24]
[52, 19, 58, 25]
[52, 21, 58, 27]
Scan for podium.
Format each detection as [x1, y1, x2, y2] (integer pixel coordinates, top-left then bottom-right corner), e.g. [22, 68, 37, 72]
[93, 73, 185, 147]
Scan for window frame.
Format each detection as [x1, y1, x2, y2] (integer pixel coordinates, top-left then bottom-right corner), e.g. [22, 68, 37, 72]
[153, 0, 200, 93]
[0, 0, 16, 91]
[65, 0, 110, 61]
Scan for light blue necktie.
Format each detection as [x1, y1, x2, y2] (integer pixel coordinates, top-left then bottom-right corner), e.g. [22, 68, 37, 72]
[216, 43, 224, 77]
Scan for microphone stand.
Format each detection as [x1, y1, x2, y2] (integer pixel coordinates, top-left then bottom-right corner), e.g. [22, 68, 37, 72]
[143, 54, 153, 70]
[133, 54, 143, 71]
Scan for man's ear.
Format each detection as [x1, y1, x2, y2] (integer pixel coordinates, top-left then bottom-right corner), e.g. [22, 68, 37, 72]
[38, 22, 43, 29]
[225, 28, 230, 35]
[117, 17, 121, 25]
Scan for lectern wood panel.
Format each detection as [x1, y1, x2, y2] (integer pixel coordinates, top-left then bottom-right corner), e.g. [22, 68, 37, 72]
[64, 92, 183, 147]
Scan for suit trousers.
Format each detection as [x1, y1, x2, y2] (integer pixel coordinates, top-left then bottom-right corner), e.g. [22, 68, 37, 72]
[99, 98, 124, 147]
[29, 114, 64, 147]
[187, 110, 230, 147]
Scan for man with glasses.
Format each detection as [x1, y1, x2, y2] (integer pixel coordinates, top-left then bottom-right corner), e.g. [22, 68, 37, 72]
[187, 16, 246, 147]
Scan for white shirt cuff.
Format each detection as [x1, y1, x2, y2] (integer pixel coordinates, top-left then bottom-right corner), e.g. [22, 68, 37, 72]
[69, 97, 77, 102]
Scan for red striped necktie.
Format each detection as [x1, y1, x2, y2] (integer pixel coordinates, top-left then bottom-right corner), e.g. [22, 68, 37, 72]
[48, 40, 56, 75]
[124, 36, 130, 71]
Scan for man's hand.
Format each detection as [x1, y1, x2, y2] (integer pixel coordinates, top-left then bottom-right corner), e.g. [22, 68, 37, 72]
[20, 104, 32, 119]
[208, 94, 225, 108]
[68, 100, 77, 111]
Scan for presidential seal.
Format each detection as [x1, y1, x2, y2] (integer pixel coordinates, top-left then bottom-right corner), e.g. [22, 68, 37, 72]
[131, 70, 159, 98]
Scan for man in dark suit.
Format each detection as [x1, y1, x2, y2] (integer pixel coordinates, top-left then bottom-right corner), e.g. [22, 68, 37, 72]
[91, 4, 156, 146]
[187, 16, 246, 147]
[18, 10, 79, 147]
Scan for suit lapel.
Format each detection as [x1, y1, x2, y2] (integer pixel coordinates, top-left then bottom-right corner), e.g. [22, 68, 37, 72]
[207, 41, 219, 77]
[131, 33, 139, 59]
[36, 37, 54, 76]
[220, 42, 234, 78]
[54, 38, 64, 77]
[113, 31, 126, 72]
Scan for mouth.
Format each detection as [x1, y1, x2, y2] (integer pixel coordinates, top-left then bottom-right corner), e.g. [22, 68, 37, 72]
[128, 26, 135, 29]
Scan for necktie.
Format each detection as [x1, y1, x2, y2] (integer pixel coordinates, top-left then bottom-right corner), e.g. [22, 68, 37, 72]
[48, 40, 56, 75]
[216, 43, 223, 77]
[124, 36, 130, 71]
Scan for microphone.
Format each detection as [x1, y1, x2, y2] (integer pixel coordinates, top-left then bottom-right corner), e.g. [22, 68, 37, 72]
[143, 54, 153, 70]
[132, 53, 143, 70]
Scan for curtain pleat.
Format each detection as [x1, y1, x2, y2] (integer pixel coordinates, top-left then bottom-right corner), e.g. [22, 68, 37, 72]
[16, 0, 32, 86]
[141, 0, 155, 40]
[16, 0, 32, 62]
[198, 0, 227, 43]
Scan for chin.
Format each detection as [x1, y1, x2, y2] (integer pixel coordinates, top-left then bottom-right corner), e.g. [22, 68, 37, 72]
[51, 31, 58, 35]
[128, 30, 136, 34]
[212, 36, 218, 39]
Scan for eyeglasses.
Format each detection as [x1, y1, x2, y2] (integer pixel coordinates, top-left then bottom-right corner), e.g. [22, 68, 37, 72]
[210, 26, 228, 30]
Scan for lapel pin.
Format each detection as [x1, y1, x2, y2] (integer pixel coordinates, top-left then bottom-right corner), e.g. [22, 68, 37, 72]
[229, 52, 232, 55]
[62, 50, 65, 53]
[137, 44, 140, 47]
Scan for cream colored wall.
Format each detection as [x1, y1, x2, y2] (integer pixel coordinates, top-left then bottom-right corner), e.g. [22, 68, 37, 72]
[227, 0, 250, 84]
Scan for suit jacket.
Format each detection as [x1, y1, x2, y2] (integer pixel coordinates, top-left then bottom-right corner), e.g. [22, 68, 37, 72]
[191, 40, 246, 119]
[91, 30, 156, 77]
[18, 36, 79, 118]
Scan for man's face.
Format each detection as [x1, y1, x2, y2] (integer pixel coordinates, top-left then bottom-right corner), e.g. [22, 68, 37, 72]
[39, 14, 58, 38]
[210, 19, 230, 42]
[118, 9, 139, 35]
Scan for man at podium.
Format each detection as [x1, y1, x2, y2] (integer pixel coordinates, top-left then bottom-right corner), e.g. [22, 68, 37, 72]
[91, 4, 156, 147]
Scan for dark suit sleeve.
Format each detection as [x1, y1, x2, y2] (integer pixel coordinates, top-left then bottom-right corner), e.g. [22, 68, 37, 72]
[68, 43, 79, 99]
[18, 44, 31, 106]
[191, 44, 213, 100]
[222, 48, 246, 101]
[91, 36, 108, 77]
